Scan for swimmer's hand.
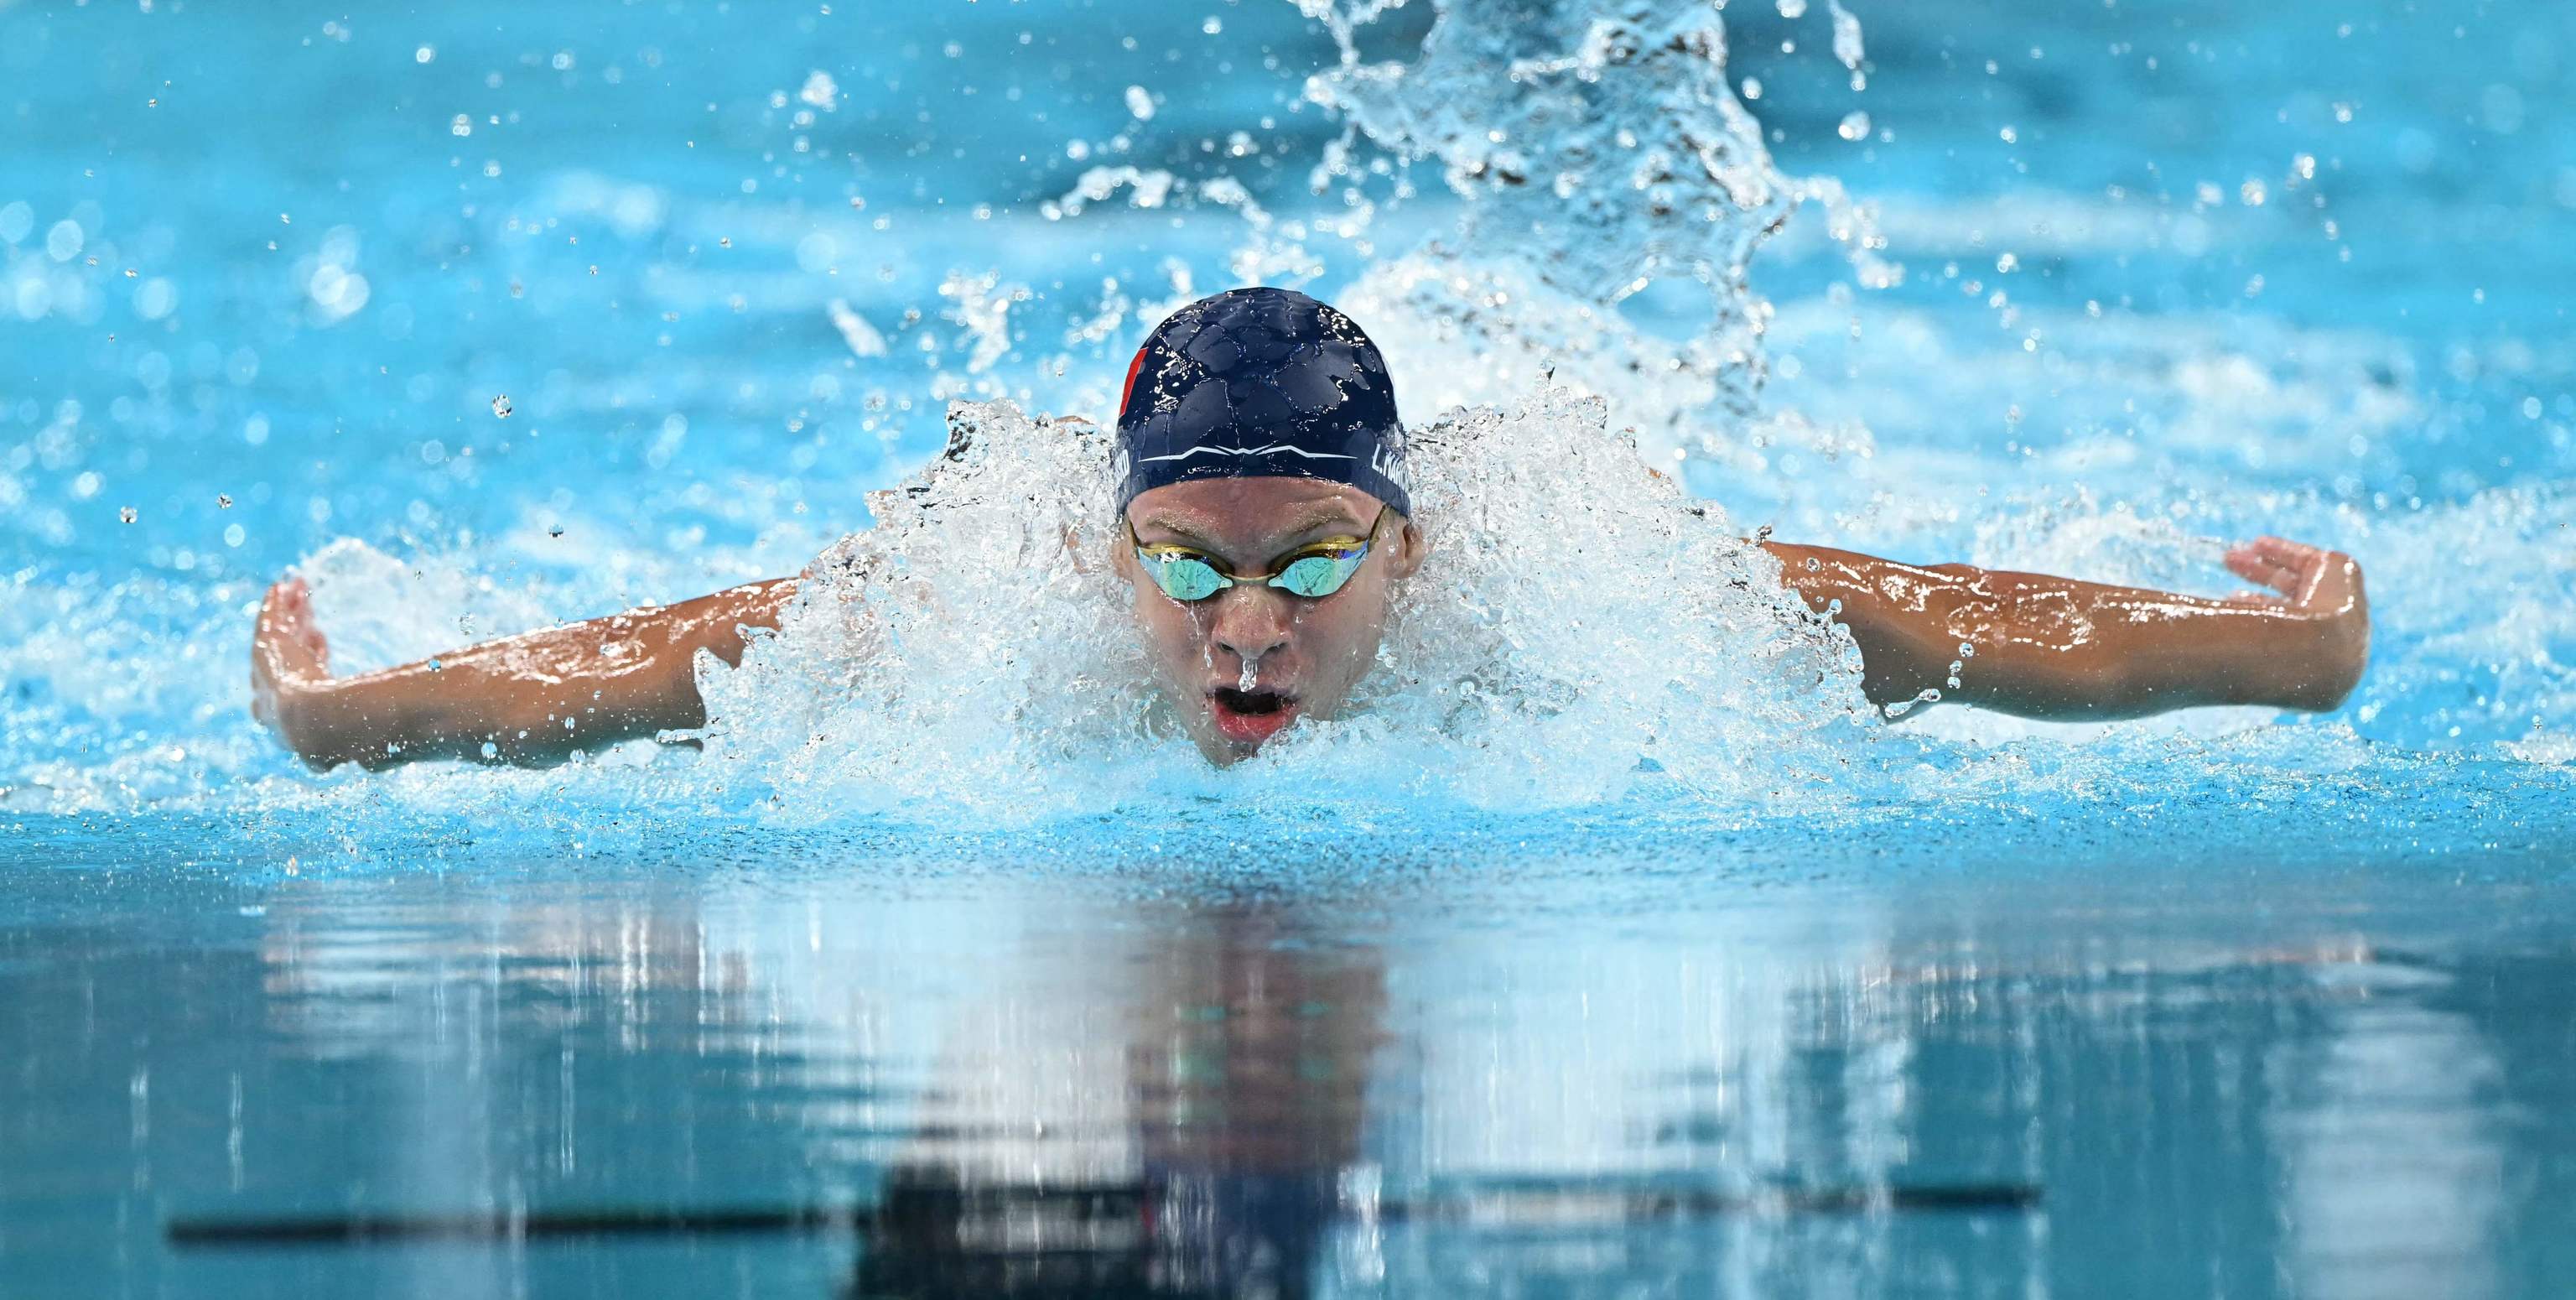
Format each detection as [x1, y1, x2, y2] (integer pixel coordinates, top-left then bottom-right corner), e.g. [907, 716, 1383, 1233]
[247, 575, 798, 772]
[250, 577, 336, 768]
[1767, 535, 2368, 721]
[2218, 536, 2370, 710]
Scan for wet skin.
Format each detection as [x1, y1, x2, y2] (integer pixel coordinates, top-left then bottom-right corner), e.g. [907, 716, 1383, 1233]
[250, 481, 2366, 772]
[1114, 477, 1428, 764]
[1763, 535, 2369, 720]
[252, 576, 796, 771]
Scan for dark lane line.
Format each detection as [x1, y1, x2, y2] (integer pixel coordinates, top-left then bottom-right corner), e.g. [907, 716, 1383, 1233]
[166, 1183, 2041, 1247]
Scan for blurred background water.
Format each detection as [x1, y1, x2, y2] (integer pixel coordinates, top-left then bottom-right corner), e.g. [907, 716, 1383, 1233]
[3, 0, 2574, 1295]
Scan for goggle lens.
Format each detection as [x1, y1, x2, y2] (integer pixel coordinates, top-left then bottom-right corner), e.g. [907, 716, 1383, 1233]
[1145, 553, 1229, 602]
[1275, 551, 1363, 598]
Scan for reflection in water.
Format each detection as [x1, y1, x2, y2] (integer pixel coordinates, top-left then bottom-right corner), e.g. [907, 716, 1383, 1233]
[2275, 964, 2505, 1300]
[0, 856, 2568, 1297]
[856, 907, 1378, 1298]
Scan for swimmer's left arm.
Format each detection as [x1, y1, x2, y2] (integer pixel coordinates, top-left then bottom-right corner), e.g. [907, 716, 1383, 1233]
[1761, 536, 2369, 720]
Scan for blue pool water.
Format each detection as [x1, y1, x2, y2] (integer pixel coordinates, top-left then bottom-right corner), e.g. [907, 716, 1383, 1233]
[4, 0, 2576, 1295]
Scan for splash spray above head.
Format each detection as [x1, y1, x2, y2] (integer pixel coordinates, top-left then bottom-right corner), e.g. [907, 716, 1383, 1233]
[1114, 286, 1414, 518]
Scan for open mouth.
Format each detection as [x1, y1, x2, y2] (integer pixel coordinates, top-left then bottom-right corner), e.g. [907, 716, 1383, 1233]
[1207, 688, 1299, 746]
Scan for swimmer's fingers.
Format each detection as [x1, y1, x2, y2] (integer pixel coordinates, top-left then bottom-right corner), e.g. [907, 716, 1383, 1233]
[252, 579, 295, 674]
[2254, 536, 2334, 585]
[253, 578, 331, 683]
[2225, 536, 2366, 620]
[252, 577, 345, 767]
[2222, 537, 2308, 596]
[2263, 536, 2363, 600]
[252, 581, 291, 728]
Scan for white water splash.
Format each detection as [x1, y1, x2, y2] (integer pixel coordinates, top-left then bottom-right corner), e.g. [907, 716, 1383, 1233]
[1296, 0, 1896, 465]
[827, 298, 887, 358]
[6, 0, 2569, 828]
[692, 390, 1878, 821]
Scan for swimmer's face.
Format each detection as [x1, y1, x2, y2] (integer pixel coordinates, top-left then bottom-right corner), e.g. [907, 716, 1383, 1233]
[1115, 477, 1426, 764]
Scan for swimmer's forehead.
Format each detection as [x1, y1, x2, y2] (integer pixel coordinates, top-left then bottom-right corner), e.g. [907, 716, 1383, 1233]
[1128, 480, 1380, 549]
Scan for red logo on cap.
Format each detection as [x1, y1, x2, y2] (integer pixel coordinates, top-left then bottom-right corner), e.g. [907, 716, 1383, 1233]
[1118, 344, 1149, 420]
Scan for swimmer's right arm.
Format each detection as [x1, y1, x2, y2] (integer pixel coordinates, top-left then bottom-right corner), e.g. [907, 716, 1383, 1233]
[248, 576, 797, 772]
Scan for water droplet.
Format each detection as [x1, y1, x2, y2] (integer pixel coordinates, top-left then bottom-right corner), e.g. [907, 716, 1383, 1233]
[1124, 85, 1155, 121]
[491, 394, 512, 418]
[415, 45, 436, 64]
[1827, 0, 1865, 70]
[450, 114, 471, 137]
[1836, 111, 1871, 142]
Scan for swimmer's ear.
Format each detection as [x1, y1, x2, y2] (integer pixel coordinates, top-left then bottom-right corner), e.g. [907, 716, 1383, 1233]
[1386, 512, 1429, 580]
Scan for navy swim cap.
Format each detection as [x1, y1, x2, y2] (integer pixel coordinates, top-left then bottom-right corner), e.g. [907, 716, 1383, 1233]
[1114, 287, 1412, 517]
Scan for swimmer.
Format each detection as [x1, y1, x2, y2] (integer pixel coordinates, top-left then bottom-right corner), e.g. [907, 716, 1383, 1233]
[249, 287, 2370, 772]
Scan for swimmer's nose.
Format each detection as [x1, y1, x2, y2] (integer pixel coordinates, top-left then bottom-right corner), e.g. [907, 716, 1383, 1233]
[1209, 588, 1291, 664]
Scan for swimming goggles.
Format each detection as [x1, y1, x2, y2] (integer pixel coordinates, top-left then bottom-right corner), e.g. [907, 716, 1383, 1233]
[1127, 506, 1389, 603]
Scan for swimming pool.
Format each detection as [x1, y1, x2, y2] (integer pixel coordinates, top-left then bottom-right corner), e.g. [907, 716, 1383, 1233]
[3, 0, 2573, 1294]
